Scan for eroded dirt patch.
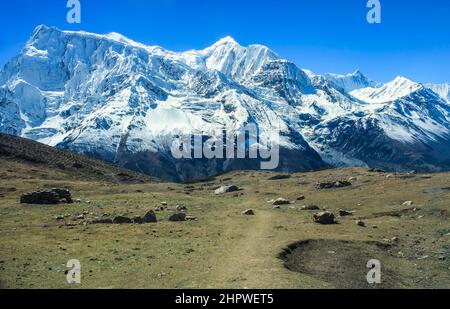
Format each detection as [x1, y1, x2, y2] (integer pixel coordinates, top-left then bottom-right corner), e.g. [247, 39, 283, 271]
[279, 239, 417, 288]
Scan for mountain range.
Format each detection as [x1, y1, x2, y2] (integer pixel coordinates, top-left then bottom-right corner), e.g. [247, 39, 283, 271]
[1, 25, 450, 181]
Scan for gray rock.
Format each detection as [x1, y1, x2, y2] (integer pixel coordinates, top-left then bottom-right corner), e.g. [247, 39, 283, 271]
[133, 216, 144, 224]
[296, 195, 305, 201]
[300, 205, 320, 211]
[214, 185, 240, 195]
[268, 174, 291, 180]
[20, 188, 73, 205]
[113, 216, 132, 224]
[356, 220, 366, 227]
[169, 213, 186, 222]
[242, 209, 255, 216]
[313, 211, 336, 225]
[316, 181, 352, 190]
[176, 205, 188, 212]
[339, 209, 354, 217]
[143, 210, 157, 223]
[272, 198, 291, 206]
[91, 218, 113, 224]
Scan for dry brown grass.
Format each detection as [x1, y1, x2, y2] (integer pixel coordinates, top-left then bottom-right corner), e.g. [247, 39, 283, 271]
[0, 161, 449, 288]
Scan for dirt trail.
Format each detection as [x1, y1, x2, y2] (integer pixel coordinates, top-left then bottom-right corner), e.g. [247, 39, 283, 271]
[208, 209, 286, 288]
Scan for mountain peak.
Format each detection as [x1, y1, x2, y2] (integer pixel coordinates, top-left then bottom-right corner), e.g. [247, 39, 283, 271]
[351, 76, 423, 103]
[388, 76, 420, 89]
[214, 36, 239, 46]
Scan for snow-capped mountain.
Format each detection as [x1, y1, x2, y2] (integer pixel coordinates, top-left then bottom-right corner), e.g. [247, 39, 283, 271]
[324, 70, 379, 93]
[1, 25, 449, 181]
[425, 83, 450, 104]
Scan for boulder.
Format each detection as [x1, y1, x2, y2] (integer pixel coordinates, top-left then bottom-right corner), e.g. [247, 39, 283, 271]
[296, 195, 305, 201]
[356, 220, 366, 227]
[133, 216, 144, 224]
[368, 168, 386, 173]
[272, 198, 291, 206]
[300, 205, 320, 211]
[313, 211, 336, 225]
[339, 209, 354, 217]
[214, 185, 240, 195]
[176, 205, 188, 212]
[91, 218, 113, 224]
[316, 181, 352, 190]
[169, 213, 187, 222]
[268, 174, 291, 180]
[113, 216, 132, 224]
[20, 188, 73, 205]
[143, 210, 157, 223]
[242, 209, 255, 216]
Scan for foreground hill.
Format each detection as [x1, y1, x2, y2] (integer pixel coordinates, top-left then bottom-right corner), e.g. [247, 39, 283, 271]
[0, 163, 448, 288]
[0, 132, 155, 183]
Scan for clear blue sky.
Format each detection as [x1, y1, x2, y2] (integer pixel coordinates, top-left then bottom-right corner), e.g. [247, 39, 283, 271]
[0, 0, 449, 83]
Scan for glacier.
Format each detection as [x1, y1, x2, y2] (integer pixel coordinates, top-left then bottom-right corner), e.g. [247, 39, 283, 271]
[1, 25, 450, 181]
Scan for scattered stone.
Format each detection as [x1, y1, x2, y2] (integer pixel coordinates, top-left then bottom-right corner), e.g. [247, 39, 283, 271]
[91, 218, 113, 224]
[161, 202, 168, 206]
[296, 195, 305, 201]
[268, 174, 291, 180]
[368, 168, 386, 173]
[242, 209, 255, 216]
[132, 216, 143, 224]
[339, 209, 354, 217]
[356, 220, 366, 227]
[154, 206, 165, 212]
[185, 216, 198, 221]
[272, 198, 291, 206]
[273, 205, 281, 209]
[143, 210, 157, 223]
[76, 215, 85, 220]
[20, 188, 73, 205]
[176, 205, 188, 212]
[313, 211, 336, 225]
[402, 201, 414, 207]
[54, 215, 65, 221]
[300, 205, 320, 211]
[168, 213, 186, 222]
[214, 185, 240, 195]
[316, 181, 352, 190]
[348, 177, 357, 181]
[113, 216, 132, 224]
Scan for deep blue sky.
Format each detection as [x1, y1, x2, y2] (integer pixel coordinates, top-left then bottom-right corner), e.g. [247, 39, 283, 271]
[0, 0, 449, 83]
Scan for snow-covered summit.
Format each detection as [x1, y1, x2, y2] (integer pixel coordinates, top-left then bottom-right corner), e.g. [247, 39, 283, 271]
[351, 76, 423, 103]
[324, 70, 378, 92]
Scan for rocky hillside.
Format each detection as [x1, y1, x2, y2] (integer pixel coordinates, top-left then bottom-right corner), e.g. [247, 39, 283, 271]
[0, 132, 155, 183]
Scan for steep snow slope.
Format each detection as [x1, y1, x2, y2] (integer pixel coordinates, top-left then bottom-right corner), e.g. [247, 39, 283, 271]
[425, 83, 450, 104]
[324, 70, 378, 92]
